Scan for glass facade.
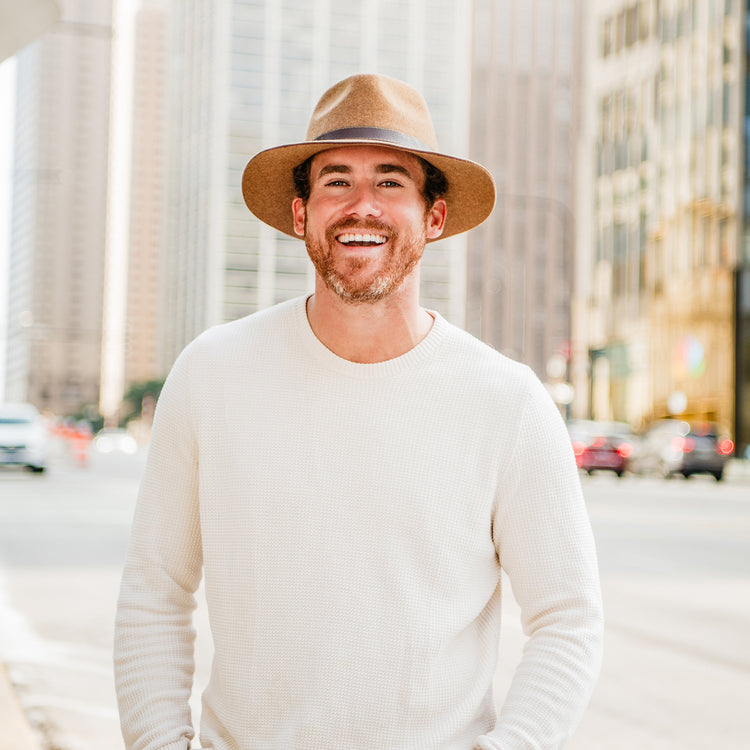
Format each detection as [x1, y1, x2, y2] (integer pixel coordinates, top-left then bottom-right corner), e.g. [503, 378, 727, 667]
[467, 0, 580, 383]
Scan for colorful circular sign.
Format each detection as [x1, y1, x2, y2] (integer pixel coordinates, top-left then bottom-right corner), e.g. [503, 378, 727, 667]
[673, 335, 705, 379]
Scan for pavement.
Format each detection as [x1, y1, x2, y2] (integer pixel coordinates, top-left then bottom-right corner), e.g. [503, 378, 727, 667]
[0, 663, 42, 750]
[0, 458, 747, 750]
[726, 457, 750, 482]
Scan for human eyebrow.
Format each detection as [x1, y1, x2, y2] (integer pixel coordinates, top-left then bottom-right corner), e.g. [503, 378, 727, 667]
[375, 164, 413, 179]
[316, 164, 352, 179]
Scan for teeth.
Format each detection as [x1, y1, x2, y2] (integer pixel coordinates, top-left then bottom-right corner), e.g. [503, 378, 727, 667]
[338, 233, 387, 245]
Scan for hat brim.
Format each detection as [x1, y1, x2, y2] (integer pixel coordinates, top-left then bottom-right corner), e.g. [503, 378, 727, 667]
[241, 139, 496, 241]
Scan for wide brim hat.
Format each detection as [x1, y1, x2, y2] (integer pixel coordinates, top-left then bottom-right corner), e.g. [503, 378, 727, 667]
[241, 74, 496, 241]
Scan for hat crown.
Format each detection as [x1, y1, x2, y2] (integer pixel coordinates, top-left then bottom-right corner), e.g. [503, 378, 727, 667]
[242, 74, 495, 241]
[305, 74, 439, 151]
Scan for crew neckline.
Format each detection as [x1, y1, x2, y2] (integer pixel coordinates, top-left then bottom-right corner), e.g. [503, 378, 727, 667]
[291, 295, 447, 379]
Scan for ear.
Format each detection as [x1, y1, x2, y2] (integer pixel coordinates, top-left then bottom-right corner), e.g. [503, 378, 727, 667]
[292, 197, 306, 237]
[425, 198, 447, 240]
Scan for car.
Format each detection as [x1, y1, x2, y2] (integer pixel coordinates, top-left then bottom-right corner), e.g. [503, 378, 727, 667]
[0, 402, 50, 473]
[567, 419, 635, 478]
[92, 428, 139, 455]
[629, 419, 734, 481]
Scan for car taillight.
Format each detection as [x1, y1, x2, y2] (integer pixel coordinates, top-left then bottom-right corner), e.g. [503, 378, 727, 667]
[572, 441, 586, 457]
[617, 442, 633, 458]
[718, 439, 734, 455]
[671, 436, 694, 452]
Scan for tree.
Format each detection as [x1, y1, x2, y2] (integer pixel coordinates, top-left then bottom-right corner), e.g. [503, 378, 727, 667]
[121, 379, 165, 424]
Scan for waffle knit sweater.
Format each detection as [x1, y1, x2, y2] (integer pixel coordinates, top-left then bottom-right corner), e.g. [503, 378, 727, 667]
[114, 295, 603, 750]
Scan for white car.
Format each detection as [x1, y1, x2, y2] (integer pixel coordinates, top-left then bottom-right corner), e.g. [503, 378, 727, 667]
[0, 402, 49, 473]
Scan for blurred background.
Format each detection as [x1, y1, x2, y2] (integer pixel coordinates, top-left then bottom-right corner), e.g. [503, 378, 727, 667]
[1, 0, 749, 456]
[1, 3, 750, 750]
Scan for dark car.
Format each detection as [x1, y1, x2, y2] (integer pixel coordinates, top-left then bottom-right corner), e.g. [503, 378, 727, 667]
[629, 419, 734, 481]
[567, 420, 635, 478]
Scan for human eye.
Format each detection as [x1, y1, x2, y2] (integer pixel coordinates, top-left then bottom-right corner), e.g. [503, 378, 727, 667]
[378, 178, 404, 188]
[323, 177, 349, 187]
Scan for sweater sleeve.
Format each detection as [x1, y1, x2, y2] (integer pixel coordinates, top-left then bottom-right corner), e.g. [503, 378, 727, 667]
[113, 347, 203, 750]
[476, 374, 604, 750]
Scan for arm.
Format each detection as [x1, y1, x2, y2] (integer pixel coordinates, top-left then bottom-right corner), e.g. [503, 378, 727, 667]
[477, 375, 604, 750]
[114, 349, 203, 750]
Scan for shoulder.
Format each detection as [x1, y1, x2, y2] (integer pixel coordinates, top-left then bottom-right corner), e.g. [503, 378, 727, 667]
[434, 315, 538, 397]
[427, 318, 568, 468]
[162, 297, 306, 391]
[198, 296, 301, 348]
[182, 296, 303, 360]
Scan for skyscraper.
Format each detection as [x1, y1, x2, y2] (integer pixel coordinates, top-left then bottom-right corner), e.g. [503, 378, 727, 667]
[123, 0, 168, 388]
[467, 0, 582, 386]
[4, 0, 113, 416]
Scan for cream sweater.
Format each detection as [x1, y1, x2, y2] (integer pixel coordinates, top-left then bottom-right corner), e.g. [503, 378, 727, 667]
[114, 295, 603, 750]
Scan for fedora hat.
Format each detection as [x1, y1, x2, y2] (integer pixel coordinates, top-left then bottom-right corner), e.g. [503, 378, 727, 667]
[241, 73, 495, 241]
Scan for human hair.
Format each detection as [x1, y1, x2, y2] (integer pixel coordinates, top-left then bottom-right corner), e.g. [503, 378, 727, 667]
[292, 153, 448, 209]
[419, 157, 448, 209]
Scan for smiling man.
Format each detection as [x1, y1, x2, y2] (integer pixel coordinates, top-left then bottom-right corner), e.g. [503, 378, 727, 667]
[292, 144, 447, 363]
[114, 74, 603, 750]
[294, 147, 444, 307]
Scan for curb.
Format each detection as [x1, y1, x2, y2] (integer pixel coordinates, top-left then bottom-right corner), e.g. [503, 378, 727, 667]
[0, 663, 42, 750]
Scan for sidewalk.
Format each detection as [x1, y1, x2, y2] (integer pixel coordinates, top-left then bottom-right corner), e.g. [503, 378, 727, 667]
[726, 457, 750, 483]
[0, 664, 42, 750]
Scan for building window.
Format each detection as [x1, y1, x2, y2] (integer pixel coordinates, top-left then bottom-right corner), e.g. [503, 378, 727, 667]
[626, 5, 638, 47]
[616, 11, 626, 53]
[638, 0, 652, 42]
[602, 17, 613, 58]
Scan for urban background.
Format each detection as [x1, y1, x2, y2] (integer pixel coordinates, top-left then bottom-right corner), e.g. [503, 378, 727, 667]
[2, 4, 750, 750]
[2, 0, 750, 456]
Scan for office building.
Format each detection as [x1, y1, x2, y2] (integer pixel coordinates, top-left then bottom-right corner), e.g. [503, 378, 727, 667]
[4, 0, 113, 416]
[467, 0, 583, 388]
[574, 0, 742, 435]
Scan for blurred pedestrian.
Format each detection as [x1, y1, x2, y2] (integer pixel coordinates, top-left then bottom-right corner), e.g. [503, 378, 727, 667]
[114, 73, 603, 750]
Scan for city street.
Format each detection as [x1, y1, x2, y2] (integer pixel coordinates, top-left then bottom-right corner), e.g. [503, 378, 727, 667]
[1, 441, 749, 750]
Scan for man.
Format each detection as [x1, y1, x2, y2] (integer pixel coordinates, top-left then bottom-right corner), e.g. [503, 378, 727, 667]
[114, 74, 603, 750]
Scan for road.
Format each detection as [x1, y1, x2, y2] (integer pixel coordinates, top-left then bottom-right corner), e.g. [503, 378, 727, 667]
[1, 441, 749, 749]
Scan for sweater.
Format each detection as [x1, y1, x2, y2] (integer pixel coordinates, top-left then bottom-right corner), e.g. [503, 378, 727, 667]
[114, 295, 603, 750]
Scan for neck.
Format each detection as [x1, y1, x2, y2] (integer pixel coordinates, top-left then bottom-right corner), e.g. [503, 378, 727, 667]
[306, 276, 434, 363]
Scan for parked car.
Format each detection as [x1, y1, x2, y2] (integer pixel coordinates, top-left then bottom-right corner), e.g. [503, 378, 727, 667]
[0, 402, 49, 473]
[567, 420, 635, 478]
[629, 419, 734, 481]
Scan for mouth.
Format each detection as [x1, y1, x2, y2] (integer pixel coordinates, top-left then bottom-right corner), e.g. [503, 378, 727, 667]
[336, 232, 388, 247]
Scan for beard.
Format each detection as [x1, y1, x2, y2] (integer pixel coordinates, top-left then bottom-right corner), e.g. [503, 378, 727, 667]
[305, 217, 427, 304]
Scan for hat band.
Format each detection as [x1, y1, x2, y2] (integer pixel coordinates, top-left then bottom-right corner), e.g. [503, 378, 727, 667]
[314, 127, 435, 153]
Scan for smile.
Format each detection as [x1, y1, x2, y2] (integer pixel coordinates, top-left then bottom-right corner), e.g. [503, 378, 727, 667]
[336, 232, 388, 246]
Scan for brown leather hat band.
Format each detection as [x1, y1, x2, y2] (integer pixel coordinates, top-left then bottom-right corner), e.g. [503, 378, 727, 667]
[314, 127, 435, 153]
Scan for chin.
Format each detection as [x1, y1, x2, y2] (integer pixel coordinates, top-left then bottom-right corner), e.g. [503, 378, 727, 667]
[326, 273, 398, 304]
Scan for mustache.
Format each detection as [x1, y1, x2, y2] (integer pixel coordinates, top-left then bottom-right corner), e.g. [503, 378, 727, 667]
[325, 218, 396, 241]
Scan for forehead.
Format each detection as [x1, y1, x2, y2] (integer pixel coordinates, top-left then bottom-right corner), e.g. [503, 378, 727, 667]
[309, 144, 424, 176]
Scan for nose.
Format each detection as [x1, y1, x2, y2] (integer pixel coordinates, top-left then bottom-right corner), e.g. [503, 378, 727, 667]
[345, 182, 382, 219]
